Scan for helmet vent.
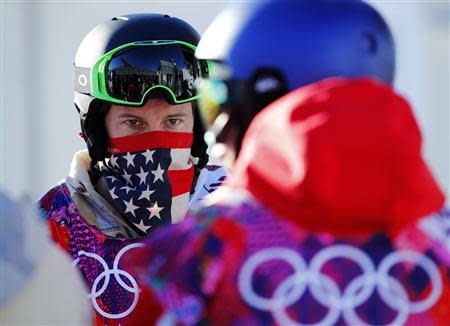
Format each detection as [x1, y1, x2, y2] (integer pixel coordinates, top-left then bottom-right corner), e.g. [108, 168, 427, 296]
[254, 77, 281, 94]
[112, 16, 129, 21]
[164, 15, 171, 19]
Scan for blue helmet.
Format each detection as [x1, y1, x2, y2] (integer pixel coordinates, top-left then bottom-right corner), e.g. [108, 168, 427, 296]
[196, 0, 395, 150]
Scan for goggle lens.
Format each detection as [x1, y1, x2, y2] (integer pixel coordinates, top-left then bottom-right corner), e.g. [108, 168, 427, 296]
[105, 43, 201, 104]
[197, 78, 229, 127]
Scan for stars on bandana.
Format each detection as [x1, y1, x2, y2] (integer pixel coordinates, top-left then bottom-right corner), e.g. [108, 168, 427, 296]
[148, 201, 164, 219]
[142, 150, 155, 164]
[151, 164, 165, 183]
[110, 187, 119, 200]
[124, 198, 139, 217]
[100, 146, 186, 235]
[105, 175, 117, 183]
[123, 152, 136, 167]
[138, 185, 155, 201]
[120, 185, 136, 194]
[123, 171, 133, 185]
[136, 167, 149, 185]
[134, 219, 151, 233]
[109, 156, 119, 168]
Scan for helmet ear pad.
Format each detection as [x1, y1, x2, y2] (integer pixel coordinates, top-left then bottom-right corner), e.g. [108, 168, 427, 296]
[226, 68, 288, 154]
[78, 99, 111, 163]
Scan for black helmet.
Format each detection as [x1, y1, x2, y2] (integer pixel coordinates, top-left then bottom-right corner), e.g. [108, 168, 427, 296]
[74, 13, 208, 172]
[196, 0, 395, 153]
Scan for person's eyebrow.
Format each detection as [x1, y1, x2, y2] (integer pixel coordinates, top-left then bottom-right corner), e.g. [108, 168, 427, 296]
[118, 113, 145, 119]
[164, 112, 189, 118]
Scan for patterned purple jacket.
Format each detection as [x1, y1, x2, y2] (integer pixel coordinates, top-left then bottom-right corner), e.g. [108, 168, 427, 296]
[126, 192, 450, 326]
[39, 162, 226, 325]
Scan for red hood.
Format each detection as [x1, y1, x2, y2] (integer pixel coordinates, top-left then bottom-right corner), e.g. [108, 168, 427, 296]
[228, 78, 445, 235]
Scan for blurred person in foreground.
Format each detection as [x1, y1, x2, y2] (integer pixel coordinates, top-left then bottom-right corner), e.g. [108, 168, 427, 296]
[125, 1, 450, 325]
[38, 13, 226, 325]
[0, 191, 90, 325]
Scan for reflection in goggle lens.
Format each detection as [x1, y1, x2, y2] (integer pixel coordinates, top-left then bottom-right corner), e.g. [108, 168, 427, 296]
[197, 78, 229, 127]
[106, 44, 199, 103]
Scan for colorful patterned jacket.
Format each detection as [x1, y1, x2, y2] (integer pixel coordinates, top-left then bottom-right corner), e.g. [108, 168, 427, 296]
[127, 192, 450, 325]
[39, 150, 227, 325]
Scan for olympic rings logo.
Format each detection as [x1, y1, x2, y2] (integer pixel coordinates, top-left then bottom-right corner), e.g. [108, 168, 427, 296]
[72, 243, 144, 319]
[238, 245, 443, 326]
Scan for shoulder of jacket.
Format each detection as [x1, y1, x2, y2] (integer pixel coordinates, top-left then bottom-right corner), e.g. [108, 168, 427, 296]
[38, 180, 71, 219]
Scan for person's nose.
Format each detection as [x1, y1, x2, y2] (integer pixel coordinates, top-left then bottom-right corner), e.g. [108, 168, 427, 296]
[144, 117, 164, 133]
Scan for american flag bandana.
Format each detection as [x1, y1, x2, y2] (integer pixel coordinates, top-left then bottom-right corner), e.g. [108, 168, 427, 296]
[101, 131, 194, 235]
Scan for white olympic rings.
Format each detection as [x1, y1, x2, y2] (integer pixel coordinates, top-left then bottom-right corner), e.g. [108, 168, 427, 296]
[238, 245, 443, 326]
[72, 243, 145, 319]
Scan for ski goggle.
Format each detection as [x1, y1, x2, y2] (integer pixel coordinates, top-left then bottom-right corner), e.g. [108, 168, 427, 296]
[197, 64, 287, 129]
[74, 40, 211, 106]
[196, 78, 231, 127]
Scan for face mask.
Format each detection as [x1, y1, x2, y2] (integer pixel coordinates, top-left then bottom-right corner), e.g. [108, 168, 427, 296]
[100, 131, 194, 234]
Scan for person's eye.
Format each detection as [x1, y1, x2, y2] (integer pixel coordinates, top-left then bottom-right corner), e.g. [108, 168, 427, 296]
[165, 118, 182, 128]
[125, 119, 143, 128]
